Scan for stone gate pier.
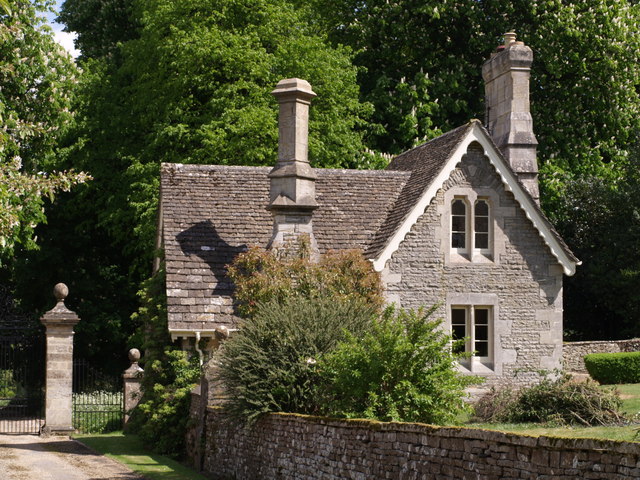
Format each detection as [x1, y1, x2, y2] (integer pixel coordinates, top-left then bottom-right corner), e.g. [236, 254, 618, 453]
[40, 283, 79, 435]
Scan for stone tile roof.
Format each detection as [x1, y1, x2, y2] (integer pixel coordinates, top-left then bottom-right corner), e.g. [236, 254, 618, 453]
[160, 164, 409, 332]
[160, 120, 578, 333]
[366, 123, 473, 257]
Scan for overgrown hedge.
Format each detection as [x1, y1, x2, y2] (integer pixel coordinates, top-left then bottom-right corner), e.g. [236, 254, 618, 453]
[129, 268, 201, 458]
[221, 244, 473, 425]
[584, 352, 640, 384]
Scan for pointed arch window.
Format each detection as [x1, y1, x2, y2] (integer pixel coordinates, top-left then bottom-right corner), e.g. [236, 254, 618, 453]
[450, 196, 492, 258]
[474, 199, 490, 252]
[451, 199, 468, 252]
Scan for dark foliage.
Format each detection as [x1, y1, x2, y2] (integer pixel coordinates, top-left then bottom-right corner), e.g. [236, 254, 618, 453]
[320, 306, 476, 424]
[553, 151, 640, 340]
[127, 269, 200, 458]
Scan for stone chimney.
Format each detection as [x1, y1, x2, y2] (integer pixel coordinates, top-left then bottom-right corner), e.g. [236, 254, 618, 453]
[267, 78, 318, 256]
[482, 32, 539, 203]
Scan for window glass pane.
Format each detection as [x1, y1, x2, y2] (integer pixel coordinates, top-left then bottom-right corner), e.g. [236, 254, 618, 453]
[452, 233, 465, 248]
[475, 341, 489, 357]
[451, 308, 466, 354]
[475, 200, 488, 216]
[452, 199, 466, 215]
[451, 200, 468, 250]
[475, 325, 488, 341]
[475, 308, 488, 325]
[452, 325, 466, 340]
[451, 309, 466, 326]
[474, 308, 490, 357]
[475, 233, 489, 249]
[475, 217, 489, 232]
[452, 216, 466, 232]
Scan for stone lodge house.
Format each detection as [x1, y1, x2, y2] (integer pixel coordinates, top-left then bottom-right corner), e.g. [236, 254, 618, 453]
[157, 33, 579, 385]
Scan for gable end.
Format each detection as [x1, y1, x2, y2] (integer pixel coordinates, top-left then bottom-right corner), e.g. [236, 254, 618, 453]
[372, 121, 579, 275]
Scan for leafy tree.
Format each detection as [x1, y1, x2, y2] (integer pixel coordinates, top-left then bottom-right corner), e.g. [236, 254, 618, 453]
[9, 0, 375, 371]
[309, 0, 488, 153]
[320, 306, 475, 424]
[314, 0, 640, 194]
[0, 0, 88, 261]
[57, 0, 138, 61]
[59, 0, 374, 275]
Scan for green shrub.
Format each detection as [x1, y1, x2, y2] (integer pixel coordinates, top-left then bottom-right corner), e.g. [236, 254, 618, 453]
[227, 244, 384, 317]
[319, 306, 476, 425]
[217, 296, 377, 422]
[0, 370, 17, 399]
[584, 352, 640, 384]
[134, 349, 201, 457]
[130, 269, 201, 458]
[474, 374, 624, 426]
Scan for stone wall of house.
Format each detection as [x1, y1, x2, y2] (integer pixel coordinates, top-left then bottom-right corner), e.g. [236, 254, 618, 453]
[199, 407, 640, 480]
[383, 142, 563, 386]
[563, 338, 640, 373]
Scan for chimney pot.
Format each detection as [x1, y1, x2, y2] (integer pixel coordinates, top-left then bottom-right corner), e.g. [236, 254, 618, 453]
[483, 33, 539, 203]
[268, 78, 319, 257]
[504, 32, 517, 46]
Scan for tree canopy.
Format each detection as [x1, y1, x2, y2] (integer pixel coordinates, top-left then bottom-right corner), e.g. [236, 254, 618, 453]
[314, 0, 640, 191]
[9, 0, 376, 371]
[57, 0, 138, 61]
[553, 148, 640, 340]
[8, 0, 640, 354]
[0, 0, 88, 261]
[59, 0, 375, 274]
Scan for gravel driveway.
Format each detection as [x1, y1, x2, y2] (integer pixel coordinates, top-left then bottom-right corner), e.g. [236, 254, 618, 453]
[0, 434, 144, 480]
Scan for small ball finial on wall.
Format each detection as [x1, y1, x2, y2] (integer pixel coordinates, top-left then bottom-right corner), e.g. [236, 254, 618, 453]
[53, 283, 69, 301]
[128, 348, 141, 363]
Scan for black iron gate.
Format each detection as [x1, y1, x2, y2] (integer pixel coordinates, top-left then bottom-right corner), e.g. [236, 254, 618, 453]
[0, 336, 45, 434]
[72, 359, 123, 433]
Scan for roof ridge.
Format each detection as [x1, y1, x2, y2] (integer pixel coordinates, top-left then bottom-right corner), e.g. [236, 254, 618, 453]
[387, 121, 475, 168]
[161, 163, 272, 171]
[367, 122, 475, 257]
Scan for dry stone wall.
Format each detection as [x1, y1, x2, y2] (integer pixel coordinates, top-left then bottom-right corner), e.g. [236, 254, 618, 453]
[563, 338, 640, 373]
[201, 408, 640, 480]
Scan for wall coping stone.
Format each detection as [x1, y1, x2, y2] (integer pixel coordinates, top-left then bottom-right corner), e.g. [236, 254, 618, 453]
[205, 406, 639, 454]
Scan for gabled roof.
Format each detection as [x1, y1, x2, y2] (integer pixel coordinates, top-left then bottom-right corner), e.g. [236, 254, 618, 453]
[159, 120, 579, 335]
[160, 164, 409, 333]
[366, 122, 472, 258]
[370, 120, 579, 275]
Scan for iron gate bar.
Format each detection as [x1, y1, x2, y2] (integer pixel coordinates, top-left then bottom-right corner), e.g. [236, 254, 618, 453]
[0, 336, 45, 434]
[72, 359, 124, 433]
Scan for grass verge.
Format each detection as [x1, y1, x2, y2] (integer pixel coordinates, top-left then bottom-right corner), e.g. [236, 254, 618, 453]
[468, 422, 639, 442]
[616, 383, 640, 417]
[73, 431, 208, 480]
[467, 383, 640, 442]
